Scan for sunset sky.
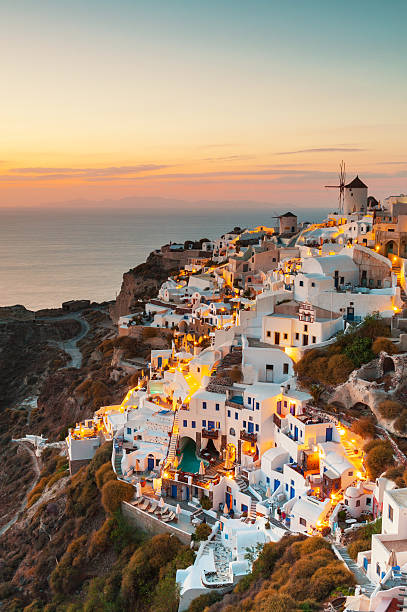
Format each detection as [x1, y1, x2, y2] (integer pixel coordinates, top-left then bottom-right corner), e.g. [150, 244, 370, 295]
[1, 0, 406, 208]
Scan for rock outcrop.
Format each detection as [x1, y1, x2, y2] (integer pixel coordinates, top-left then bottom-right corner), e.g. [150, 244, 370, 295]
[110, 251, 180, 322]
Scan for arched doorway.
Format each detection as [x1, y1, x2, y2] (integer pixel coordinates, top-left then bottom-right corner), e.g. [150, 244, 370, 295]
[385, 241, 397, 257]
[383, 357, 395, 374]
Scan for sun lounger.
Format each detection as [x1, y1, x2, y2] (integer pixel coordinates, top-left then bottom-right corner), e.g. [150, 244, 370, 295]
[147, 503, 157, 514]
[132, 497, 143, 506]
[138, 500, 150, 511]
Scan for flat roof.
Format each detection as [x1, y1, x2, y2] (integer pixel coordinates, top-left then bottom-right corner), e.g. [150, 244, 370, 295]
[387, 488, 407, 508]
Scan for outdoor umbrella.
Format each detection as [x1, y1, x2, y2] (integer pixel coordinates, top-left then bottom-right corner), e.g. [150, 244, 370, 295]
[159, 497, 165, 509]
[266, 486, 271, 498]
[173, 456, 179, 469]
[136, 482, 142, 498]
[199, 461, 206, 475]
[387, 549, 398, 569]
[176, 503, 181, 518]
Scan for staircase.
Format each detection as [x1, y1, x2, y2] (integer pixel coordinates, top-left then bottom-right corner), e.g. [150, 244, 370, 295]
[396, 571, 407, 611]
[248, 498, 257, 521]
[166, 412, 179, 464]
[114, 449, 123, 477]
[236, 476, 249, 493]
[334, 544, 376, 596]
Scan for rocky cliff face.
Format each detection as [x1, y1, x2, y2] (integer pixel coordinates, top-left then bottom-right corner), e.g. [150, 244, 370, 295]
[110, 251, 180, 322]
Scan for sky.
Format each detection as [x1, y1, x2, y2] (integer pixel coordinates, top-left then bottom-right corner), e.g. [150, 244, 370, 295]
[1, 0, 406, 209]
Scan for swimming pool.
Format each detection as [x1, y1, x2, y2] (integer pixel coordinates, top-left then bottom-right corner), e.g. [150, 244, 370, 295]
[178, 438, 208, 473]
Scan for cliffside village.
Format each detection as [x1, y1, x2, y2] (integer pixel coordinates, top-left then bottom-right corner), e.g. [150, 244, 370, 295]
[66, 180, 407, 612]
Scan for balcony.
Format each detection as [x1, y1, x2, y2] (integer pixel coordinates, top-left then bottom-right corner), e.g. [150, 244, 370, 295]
[202, 428, 219, 440]
[240, 429, 257, 443]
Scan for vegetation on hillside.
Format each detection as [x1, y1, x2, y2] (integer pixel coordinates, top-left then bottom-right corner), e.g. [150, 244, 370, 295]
[295, 313, 391, 388]
[191, 535, 355, 612]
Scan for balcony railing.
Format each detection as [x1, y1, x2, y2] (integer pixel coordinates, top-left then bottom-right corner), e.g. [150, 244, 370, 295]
[240, 429, 257, 443]
[202, 428, 219, 439]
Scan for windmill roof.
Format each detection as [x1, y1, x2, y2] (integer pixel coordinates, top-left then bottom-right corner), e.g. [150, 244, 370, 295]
[345, 176, 367, 189]
[279, 211, 297, 218]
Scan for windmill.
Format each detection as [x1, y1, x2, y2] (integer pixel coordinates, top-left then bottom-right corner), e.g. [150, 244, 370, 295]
[325, 161, 346, 213]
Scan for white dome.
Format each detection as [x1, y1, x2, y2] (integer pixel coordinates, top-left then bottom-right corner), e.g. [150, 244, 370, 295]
[345, 486, 362, 499]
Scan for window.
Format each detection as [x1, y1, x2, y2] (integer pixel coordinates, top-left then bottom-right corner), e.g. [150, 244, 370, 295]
[202, 420, 206, 427]
[283, 363, 289, 374]
[266, 476, 270, 483]
[197, 367, 200, 373]
[192, 421, 196, 429]
[299, 280, 304, 287]
[235, 412, 238, 420]
[127, 427, 131, 435]
[227, 410, 231, 417]
[344, 499, 348, 505]
[243, 420, 247, 428]
[256, 402, 260, 410]
[216, 421, 220, 429]
[311, 282, 315, 287]
[284, 401, 287, 408]
[376, 563, 381, 576]
[255, 424, 259, 432]
[348, 471, 353, 476]
[295, 332, 299, 340]
[266, 330, 271, 337]
[312, 336, 316, 343]
[283, 333, 288, 340]
[285, 484, 289, 491]
[388, 505, 394, 522]
[183, 420, 187, 427]
[202, 401, 207, 410]
[304, 324, 308, 332]
[215, 403, 220, 411]
[300, 517, 306, 526]
[356, 500, 360, 507]
[366, 497, 371, 506]
[248, 397, 251, 405]
[229, 427, 235, 436]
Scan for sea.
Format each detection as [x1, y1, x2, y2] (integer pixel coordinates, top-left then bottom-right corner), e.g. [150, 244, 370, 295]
[0, 207, 329, 311]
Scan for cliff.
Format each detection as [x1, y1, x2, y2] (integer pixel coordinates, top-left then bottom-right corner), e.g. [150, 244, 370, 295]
[110, 251, 180, 322]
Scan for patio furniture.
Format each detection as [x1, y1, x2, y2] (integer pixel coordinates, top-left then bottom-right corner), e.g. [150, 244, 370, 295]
[138, 500, 150, 511]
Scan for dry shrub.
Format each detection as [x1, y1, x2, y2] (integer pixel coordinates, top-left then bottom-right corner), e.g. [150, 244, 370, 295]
[378, 400, 403, 420]
[89, 518, 115, 557]
[372, 337, 398, 355]
[351, 417, 376, 439]
[101, 480, 134, 514]
[95, 462, 116, 490]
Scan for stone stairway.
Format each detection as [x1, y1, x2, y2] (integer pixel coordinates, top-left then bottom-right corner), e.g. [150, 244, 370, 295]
[236, 476, 249, 493]
[334, 544, 376, 596]
[166, 412, 179, 464]
[248, 498, 257, 520]
[395, 571, 407, 611]
[114, 450, 123, 477]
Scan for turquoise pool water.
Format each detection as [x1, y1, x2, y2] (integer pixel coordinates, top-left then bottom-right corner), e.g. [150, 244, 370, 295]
[178, 438, 208, 473]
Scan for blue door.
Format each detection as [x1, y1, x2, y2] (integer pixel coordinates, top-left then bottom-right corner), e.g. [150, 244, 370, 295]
[326, 427, 333, 442]
[171, 484, 178, 498]
[208, 420, 215, 430]
[248, 422, 254, 433]
[274, 478, 281, 492]
[226, 492, 232, 512]
[294, 426, 298, 441]
[290, 486, 295, 499]
[241, 504, 248, 513]
[363, 558, 368, 571]
[157, 356, 162, 368]
[148, 457, 155, 471]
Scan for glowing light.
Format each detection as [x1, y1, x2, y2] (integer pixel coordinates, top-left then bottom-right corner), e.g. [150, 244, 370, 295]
[339, 428, 346, 436]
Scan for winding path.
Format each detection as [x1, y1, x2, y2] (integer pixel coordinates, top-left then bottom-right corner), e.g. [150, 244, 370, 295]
[38, 312, 90, 369]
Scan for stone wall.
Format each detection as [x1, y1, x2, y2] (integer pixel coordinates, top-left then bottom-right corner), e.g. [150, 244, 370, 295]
[121, 501, 191, 545]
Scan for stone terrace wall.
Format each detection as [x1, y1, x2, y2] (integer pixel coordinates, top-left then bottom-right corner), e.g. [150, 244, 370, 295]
[121, 501, 191, 545]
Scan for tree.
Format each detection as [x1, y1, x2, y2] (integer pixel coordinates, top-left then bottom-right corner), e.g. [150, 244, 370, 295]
[351, 417, 376, 439]
[372, 337, 398, 356]
[344, 337, 374, 368]
[194, 523, 211, 541]
[365, 440, 394, 479]
[101, 480, 134, 515]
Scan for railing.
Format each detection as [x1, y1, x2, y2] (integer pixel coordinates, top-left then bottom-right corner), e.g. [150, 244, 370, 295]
[240, 430, 257, 443]
[202, 429, 219, 439]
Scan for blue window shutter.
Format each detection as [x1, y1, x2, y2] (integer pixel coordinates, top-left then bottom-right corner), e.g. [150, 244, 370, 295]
[202, 420, 206, 427]
[183, 420, 187, 427]
[203, 401, 207, 409]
